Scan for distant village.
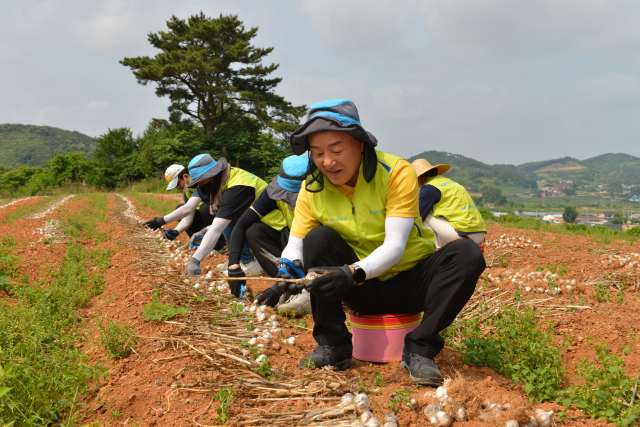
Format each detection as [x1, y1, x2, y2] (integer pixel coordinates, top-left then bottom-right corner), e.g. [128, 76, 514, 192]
[491, 180, 640, 231]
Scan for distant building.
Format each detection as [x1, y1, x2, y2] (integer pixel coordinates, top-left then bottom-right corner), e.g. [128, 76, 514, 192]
[553, 184, 564, 192]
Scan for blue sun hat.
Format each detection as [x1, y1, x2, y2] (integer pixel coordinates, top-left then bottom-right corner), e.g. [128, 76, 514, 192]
[186, 154, 228, 187]
[289, 99, 378, 155]
[266, 155, 312, 206]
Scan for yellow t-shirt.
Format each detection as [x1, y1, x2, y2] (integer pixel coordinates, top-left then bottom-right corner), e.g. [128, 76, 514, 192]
[291, 160, 419, 238]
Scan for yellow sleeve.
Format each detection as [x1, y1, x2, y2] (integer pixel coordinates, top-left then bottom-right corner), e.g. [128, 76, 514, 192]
[290, 185, 321, 238]
[386, 160, 420, 218]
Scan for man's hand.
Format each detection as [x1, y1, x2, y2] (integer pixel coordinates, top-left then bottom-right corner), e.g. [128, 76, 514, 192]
[184, 257, 201, 276]
[305, 265, 354, 302]
[276, 259, 304, 295]
[255, 284, 283, 307]
[188, 228, 208, 249]
[164, 229, 179, 240]
[144, 217, 166, 230]
[227, 266, 246, 298]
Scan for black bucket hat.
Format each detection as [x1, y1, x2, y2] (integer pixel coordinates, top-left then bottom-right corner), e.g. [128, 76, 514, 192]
[289, 99, 378, 155]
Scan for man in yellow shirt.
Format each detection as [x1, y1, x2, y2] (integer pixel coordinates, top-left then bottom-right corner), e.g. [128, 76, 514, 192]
[278, 99, 485, 385]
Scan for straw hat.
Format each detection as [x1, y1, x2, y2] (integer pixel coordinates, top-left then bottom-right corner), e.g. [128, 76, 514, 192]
[411, 158, 451, 177]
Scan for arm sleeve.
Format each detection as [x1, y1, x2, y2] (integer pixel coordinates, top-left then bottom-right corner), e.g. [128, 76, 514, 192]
[228, 209, 261, 266]
[163, 195, 201, 223]
[281, 235, 304, 264]
[215, 186, 256, 221]
[352, 217, 414, 279]
[251, 190, 279, 217]
[175, 211, 195, 233]
[290, 186, 321, 238]
[419, 185, 442, 221]
[192, 217, 232, 262]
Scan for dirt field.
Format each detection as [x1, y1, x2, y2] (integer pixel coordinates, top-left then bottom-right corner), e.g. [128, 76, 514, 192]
[2, 192, 638, 427]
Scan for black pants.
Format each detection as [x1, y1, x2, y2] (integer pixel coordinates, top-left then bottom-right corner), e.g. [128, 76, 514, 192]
[303, 226, 485, 358]
[175, 204, 226, 250]
[245, 222, 290, 277]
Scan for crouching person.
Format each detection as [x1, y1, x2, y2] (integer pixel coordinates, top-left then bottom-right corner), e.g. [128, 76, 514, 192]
[280, 100, 485, 385]
[226, 155, 313, 316]
[411, 159, 487, 252]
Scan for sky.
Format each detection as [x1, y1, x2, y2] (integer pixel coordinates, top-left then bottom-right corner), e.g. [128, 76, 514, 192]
[1, 0, 640, 165]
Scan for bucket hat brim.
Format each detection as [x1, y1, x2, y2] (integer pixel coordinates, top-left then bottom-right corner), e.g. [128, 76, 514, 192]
[187, 157, 228, 188]
[290, 117, 378, 155]
[266, 176, 299, 207]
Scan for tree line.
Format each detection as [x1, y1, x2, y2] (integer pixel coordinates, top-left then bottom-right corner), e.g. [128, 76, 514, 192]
[1, 12, 304, 196]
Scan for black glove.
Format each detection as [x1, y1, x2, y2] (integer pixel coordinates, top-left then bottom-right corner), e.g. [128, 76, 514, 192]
[184, 257, 201, 276]
[164, 229, 179, 240]
[227, 266, 246, 298]
[305, 265, 354, 302]
[255, 284, 283, 307]
[145, 217, 166, 230]
[276, 259, 304, 295]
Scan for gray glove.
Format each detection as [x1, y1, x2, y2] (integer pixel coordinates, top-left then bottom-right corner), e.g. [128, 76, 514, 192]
[188, 227, 208, 249]
[184, 257, 201, 276]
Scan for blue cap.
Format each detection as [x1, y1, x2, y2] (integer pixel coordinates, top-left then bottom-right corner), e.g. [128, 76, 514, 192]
[187, 154, 228, 187]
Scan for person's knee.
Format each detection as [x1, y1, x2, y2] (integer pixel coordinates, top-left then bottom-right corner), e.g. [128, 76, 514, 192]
[303, 227, 340, 264]
[449, 239, 486, 274]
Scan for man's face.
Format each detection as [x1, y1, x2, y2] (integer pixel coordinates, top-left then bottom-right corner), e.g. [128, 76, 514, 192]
[308, 131, 364, 187]
[176, 174, 191, 191]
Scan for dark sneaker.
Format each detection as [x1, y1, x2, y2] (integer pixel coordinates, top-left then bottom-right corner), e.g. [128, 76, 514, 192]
[401, 348, 444, 386]
[299, 343, 353, 370]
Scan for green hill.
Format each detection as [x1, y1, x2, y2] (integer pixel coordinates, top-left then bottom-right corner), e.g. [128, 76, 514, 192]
[0, 124, 96, 169]
[515, 153, 640, 184]
[407, 150, 538, 191]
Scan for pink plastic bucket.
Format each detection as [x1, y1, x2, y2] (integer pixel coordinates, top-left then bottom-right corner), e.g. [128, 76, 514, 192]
[350, 312, 421, 363]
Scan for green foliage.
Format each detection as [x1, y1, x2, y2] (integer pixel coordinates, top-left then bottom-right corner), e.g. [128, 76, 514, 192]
[388, 389, 416, 414]
[595, 283, 611, 303]
[560, 342, 640, 426]
[459, 308, 566, 402]
[253, 357, 275, 381]
[121, 12, 304, 138]
[142, 301, 188, 321]
[479, 208, 495, 222]
[98, 321, 139, 359]
[373, 369, 384, 387]
[215, 386, 234, 423]
[0, 242, 108, 425]
[0, 124, 96, 169]
[563, 206, 578, 223]
[482, 186, 503, 204]
[86, 128, 144, 189]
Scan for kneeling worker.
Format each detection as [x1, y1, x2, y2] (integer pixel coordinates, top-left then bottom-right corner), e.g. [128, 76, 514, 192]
[411, 159, 487, 252]
[226, 155, 312, 316]
[279, 99, 485, 385]
[143, 164, 230, 251]
[184, 154, 287, 285]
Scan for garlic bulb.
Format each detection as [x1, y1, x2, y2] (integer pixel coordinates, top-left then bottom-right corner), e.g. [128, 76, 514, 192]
[365, 417, 380, 427]
[455, 407, 468, 422]
[505, 421, 520, 427]
[534, 409, 553, 427]
[355, 393, 371, 415]
[359, 411, 372, 423]
[435, 386, 448, 403]
[288, 337, 296, 346]
[433, 411, 452, 427]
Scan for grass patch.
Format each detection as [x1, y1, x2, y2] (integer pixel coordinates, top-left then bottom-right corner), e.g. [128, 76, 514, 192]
[98, 320, 138, 359]
[0, 241, 109, 425]
[444, 303, 640, 426]
[123, 192, 180, 218]
[2, 196, 54, 224]
[58, 193, 110, 243]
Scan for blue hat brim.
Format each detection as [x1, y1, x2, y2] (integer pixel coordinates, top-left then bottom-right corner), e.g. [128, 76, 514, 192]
[289, 117, 378, 155]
